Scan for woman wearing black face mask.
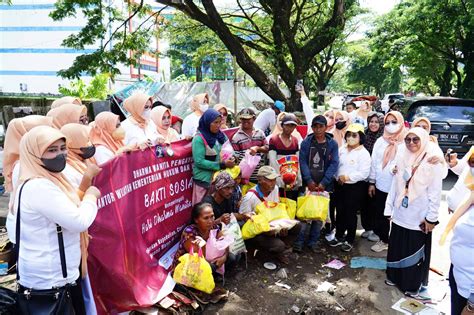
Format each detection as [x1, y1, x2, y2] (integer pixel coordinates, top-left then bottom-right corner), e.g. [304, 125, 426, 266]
[13, 126, 100, 314]
[60, 124, 102, 192]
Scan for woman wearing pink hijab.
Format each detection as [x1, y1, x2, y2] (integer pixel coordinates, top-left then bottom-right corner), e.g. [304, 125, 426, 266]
[150, 106, 180, 143]
[182, 93, 209, 138]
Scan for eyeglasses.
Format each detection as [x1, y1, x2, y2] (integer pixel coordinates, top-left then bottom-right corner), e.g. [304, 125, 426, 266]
[386, 120, 398, 125]
[346, 132, 359, 138]
[404, 137, 420, 144]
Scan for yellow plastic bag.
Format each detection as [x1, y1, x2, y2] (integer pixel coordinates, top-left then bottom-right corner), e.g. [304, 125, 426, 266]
[173, 247, 215, 294]
[255, 201, 290, 222]
[280, 198, 297, 219]
[241, 214, 270, 240]
[296, 194, 330, 221]
[242, 182, 256, 196]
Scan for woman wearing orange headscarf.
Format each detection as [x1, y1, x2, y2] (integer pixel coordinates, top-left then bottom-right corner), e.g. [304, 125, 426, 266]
[51, 96, 82, 109]
[47, 103, 89, 129]
[182, 93, 209, 137]
[90, 111, 128, 165]
[268, 112, 303, 144]
[150, 106, 181, 144]
[324, 109, 336, 134]
[412, 117, 438, 144]
[121, 93, 161, 147]
[12, 125, 100, 314]
[384, 127, 443, 296]
[214, 103, 230, 130]
[60, 124, 100, 192]
[332, 110, 351, 147]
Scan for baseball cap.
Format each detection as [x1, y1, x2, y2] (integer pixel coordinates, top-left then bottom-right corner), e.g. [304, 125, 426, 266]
[257, 166, 280, 180]
[274, 100, 285, 112]
[238, 108, 256, 119]
[311, 115, 327, 126]
[281, 113, 298, 125]
[346, 123, 365, 134]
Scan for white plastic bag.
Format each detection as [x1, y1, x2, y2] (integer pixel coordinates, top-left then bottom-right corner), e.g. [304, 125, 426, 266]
[223, 214, 247, 256]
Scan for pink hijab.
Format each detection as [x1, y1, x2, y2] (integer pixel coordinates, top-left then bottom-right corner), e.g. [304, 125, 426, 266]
[382, 111, 407, 169]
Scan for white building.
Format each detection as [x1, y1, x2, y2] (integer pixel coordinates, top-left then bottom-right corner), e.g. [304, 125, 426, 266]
[0, 0, 171, 94]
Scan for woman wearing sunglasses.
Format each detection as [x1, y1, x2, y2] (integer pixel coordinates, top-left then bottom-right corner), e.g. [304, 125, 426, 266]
[367, 111, 407, 252]
[328, 123, 371, 252]
[384, 127, 443, 298]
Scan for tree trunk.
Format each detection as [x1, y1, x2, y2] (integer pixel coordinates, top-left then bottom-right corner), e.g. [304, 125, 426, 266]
[439, 62, 452, 96]
[195, 65, 202, 82]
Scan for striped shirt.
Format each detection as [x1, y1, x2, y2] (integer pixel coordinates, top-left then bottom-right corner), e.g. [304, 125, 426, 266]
[231, 128, 267, 182]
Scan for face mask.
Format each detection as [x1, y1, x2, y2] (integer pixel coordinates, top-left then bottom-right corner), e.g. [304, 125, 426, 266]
[335, 121, 347, 130]
[78, 145, 96, 159]
[346, 137, 359, 146]
[199, 103, 209, 112]
[142, 109, 151, 120]
[112, 127, 126, 141]
[385, 123, 400, 134]
[41, 153, 67, 173]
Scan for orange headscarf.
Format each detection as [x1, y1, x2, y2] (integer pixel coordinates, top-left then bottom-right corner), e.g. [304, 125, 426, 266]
[89, 112, 124, 153]
[47, 103, 87, 129]
[324, 109, 336, 133]
[214, 103, 229, 129]
[270, 112, 303, 142]
[190, 93, 209, 116]
[394, 128, 440, 208]
[413, 117, 438, 144]
[51, 96, 82, 109]
[17, 125, 80, 209]
[150, 106, 180, 143]
[382, 111, 407, 169]
[60, 123, 93, 174]
[332, 110, 351, 147]
[356, 101, 372, 121]
[123, 93, 153, 129]
[3, 116, 54, 192]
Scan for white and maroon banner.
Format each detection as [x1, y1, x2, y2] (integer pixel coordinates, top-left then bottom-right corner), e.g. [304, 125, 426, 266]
[88, 140, 193, 314]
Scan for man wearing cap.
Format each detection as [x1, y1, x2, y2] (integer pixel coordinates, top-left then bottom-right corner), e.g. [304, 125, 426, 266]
[239, 166, 293, 263]
[232, 108, 268, 183]
[254, 100, 285, 136]
[296, 115, 339, 252]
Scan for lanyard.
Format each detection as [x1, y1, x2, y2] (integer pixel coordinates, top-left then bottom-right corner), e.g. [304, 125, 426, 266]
[405, 152, 427, 190]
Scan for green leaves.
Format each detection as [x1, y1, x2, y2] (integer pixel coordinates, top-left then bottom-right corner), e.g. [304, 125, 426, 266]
[58, 73, 110, 100]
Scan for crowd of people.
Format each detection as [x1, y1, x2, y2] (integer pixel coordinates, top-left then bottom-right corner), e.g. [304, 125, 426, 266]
[1, 89, 472, 315]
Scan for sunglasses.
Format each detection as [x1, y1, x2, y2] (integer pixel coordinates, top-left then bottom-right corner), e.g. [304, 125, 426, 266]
[346, 132, 359, 138]
[385, 120, 398, 125]
[404, 136, 420, 144]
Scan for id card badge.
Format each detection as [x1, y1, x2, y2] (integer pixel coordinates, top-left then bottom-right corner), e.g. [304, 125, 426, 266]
[402, 196, 409, 208]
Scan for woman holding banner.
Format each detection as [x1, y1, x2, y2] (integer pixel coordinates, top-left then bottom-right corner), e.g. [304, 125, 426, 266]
[151, 105, 181, 143]
[192, 109, 235, 205]
[13, 126, 100, 314]
[182, 93, 210, 138]
[90, 111, 128, 165]
[121, 93, 163, 148]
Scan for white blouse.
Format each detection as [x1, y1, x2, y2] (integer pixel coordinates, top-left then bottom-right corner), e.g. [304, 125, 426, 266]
[14, 178, 98, 289]
[181, 112, 200, 138]
[63, 164, 83, 188]
[121, 118, 159, 146]
[337, 145, 371, 184]
[94, 145, 115, 165]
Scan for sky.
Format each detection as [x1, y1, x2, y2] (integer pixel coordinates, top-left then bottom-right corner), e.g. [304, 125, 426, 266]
[360, 0, 400, 15]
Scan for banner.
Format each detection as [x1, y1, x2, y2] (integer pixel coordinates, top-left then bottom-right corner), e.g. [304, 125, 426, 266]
[88, 140, 194, 314]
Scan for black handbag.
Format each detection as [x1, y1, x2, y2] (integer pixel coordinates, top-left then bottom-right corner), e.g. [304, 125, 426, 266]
[15, 179, 75, 315]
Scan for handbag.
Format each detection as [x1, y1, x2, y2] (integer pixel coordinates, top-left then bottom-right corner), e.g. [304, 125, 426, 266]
[15, 179, 75, 315]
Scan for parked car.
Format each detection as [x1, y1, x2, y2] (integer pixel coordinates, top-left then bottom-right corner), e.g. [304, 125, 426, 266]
[383, 93, 405, 100]
[406, 97, 474, 157]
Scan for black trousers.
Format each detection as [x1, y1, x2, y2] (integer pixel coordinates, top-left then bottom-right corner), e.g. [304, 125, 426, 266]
[360, 182, 375, 231]
[449, 265, 468, 315]
[324, 188, 337, 233]
[373, 188, 390, 243]
[335, 181, 366, 244]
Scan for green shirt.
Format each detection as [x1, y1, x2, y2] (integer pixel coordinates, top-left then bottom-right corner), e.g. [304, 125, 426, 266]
[191, 133, 222, 186]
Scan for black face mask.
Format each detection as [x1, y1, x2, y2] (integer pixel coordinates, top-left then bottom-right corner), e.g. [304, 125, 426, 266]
[79, 145, 96, 159]
[335, 121, 347, 130]
[41, 154, 67, 173]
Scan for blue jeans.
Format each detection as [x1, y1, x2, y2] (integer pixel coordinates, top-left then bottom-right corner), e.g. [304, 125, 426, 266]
[294, 220, 323, 248]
